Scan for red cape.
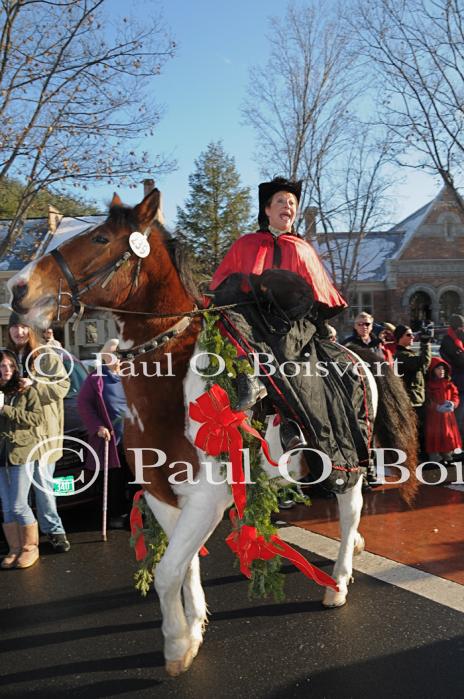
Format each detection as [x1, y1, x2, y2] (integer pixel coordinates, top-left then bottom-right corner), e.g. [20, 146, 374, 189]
[210, 231, 347, 311]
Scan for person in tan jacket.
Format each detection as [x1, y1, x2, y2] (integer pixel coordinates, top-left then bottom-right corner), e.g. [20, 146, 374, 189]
[7, 313, 71, 553]
[0, 349, 44, 568]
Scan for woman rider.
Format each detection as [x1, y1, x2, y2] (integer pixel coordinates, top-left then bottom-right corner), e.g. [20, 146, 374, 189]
[209, 177, 372, 492]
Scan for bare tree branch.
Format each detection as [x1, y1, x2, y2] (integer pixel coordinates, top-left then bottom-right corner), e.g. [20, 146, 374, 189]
[0, 0, 176, 255]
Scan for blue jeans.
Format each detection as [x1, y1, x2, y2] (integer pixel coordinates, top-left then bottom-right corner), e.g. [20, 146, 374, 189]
[0, 464, 36, 525]
[32, 461, 65, 535]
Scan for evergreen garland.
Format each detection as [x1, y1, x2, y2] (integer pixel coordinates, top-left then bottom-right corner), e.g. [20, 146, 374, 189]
[131, 311, 310, 600]
[131, 494, 168, 596]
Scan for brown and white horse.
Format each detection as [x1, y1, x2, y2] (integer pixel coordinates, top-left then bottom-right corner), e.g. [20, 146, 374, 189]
[8, 189, 417, 676]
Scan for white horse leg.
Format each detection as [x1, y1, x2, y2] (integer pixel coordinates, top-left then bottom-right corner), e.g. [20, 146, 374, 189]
[322, 475, 364, 608]
[144, 493, 207, 663]
[152, 483, 231, 676]
[182, 552, 207, 658]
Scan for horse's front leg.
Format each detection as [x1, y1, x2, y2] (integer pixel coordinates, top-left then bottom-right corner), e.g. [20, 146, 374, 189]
[144, 493, 207, 659]
[153, 482, 231, 676]
[323, 475, 364, 608]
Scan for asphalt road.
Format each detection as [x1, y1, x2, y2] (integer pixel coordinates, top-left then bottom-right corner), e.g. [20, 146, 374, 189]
[0, 505, 463, 698]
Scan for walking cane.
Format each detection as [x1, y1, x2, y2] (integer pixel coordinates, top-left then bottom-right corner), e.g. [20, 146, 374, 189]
[102, 438, 109, 542]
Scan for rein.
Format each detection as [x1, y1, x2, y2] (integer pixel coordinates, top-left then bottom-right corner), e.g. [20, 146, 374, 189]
[48, 228, 253, 360]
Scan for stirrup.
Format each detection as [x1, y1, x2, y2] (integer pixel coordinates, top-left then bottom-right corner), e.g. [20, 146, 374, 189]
[280, 419, 307, 452]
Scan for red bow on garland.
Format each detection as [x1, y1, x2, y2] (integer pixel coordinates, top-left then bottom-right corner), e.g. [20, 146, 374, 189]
[189, 383, 277, 518]
[189, 384, 338, 592]
[226, 509, 338, 590]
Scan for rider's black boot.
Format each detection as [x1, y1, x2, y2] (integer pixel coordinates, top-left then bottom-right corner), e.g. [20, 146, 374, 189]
[279, 418, 307, 452]
[235, 372, 267, 411]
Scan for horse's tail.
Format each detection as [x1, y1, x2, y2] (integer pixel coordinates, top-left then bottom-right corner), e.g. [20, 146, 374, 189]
[353, 347, 419, 505]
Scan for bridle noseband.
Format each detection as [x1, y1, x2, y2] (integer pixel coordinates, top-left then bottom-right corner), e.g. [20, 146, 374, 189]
[48, 224, 198, 359]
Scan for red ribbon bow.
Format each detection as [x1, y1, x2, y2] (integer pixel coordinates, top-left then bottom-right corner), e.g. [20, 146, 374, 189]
[190, 384, 338, 592]
[189, 383, 277, 518]
[226, 510, 338, 590]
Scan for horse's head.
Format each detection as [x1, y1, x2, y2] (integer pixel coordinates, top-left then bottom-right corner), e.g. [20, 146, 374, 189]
[8, 189, 187, 329]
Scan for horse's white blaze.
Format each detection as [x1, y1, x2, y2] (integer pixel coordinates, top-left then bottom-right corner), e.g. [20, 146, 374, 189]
[126, 402, 144, 432]
[115, 319, 134, 349]
[8, 260, 37, 291]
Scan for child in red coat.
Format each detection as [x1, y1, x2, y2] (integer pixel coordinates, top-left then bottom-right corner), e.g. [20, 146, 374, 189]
[425, 357, 462, 463]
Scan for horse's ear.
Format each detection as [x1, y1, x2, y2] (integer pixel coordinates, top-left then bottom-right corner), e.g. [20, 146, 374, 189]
[110, 192, 123, 208]
[133, 188, 163, 227]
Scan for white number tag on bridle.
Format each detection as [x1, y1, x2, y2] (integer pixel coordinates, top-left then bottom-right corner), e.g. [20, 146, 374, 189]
[129, 231, 150, 258]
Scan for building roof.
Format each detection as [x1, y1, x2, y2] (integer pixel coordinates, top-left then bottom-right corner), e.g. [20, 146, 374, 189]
[0, 218, 50, 271]
[315, 229, 405, 282]
[0, 215, 105, 271]
[314, 187, 452, 283]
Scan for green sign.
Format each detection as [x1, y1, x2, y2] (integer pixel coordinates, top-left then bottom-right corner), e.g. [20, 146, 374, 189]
[53, 476, 75, 496]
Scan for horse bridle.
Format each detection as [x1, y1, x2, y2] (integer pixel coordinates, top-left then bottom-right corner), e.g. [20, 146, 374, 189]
[48, 224, 198, 360]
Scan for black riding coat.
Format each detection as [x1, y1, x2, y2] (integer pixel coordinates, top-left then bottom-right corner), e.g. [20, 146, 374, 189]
[213, 271, 373, 493]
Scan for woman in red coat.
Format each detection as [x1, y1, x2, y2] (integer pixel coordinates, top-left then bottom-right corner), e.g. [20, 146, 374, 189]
[425, 357, 462, 462]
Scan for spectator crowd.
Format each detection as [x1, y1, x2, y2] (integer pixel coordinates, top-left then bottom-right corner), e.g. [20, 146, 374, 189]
[1, 308, 463, 569]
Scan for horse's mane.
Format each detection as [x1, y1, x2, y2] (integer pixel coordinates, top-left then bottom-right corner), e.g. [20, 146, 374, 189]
[107, 204, 200, 302]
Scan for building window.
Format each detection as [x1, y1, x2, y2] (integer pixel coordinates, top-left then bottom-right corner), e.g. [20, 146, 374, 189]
[409, 290, 432, 330]
[348, 291, 373, 320]
[439, 290, 461, 324]
[83, 321, 99, 345]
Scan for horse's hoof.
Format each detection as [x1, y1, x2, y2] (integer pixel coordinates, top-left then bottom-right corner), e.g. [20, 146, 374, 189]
[190, 638, 202, 659]
[165, 648, 194, 677]
[322, 588, 347, 608]
[354, 534, 365, 556]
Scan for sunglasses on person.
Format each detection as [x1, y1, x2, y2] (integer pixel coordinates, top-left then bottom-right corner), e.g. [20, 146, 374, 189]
[403, 332, 414, 337]
[356, 322, 372, 327]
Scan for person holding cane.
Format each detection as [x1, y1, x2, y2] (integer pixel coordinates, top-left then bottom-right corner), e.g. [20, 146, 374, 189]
[77, 339, 131, 529]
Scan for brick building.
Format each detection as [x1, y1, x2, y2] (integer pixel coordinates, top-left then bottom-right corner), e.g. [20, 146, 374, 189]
[315, 184, 464, 332]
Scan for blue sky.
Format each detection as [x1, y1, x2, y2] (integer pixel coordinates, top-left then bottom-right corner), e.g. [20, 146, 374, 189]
[91, 0, 442, 228]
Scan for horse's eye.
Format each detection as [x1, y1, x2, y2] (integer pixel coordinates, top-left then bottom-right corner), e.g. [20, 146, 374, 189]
[92, 235, 109, 245]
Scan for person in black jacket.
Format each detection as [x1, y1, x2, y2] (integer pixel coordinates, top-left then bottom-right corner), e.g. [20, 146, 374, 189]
[394, 324, 432, 460]
[342, 312, 384, 358]
[440, 314, 464, 442]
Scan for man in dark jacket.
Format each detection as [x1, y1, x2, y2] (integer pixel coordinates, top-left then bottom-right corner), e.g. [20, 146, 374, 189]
[342, 311, 384, 358]
[440, 314, 464, 441]
[394, 324, 432, 460]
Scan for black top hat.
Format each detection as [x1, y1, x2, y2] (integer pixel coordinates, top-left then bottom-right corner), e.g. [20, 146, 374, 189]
[258, 177, 302, 229]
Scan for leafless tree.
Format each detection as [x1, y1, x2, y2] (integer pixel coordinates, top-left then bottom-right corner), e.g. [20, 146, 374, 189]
[243, 1, 395, 299]
[0, 0, 176, 255]
[353, 0, 464, 203]
[313, 123, 395, 298]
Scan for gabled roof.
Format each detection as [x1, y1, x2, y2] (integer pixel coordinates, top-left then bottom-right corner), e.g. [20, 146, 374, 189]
[314, 186, 457, 283]
[315, 230, 405, 283]
[0, 219, 50, 271]
[0, 215, 105, 271]
[41, 215, 105, 254]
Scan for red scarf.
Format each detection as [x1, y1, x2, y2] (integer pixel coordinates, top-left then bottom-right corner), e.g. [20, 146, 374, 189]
[448, 327, 464, 351]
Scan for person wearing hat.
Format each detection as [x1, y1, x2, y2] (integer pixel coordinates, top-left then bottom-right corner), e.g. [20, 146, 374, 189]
[424, 357, 462, 464]
[211, 177, 346, 413]
[440, 313, 464, 441]
[394, 323, 432, 459]
[7, 313, 71, 553]
[209, 177, 372, 491]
